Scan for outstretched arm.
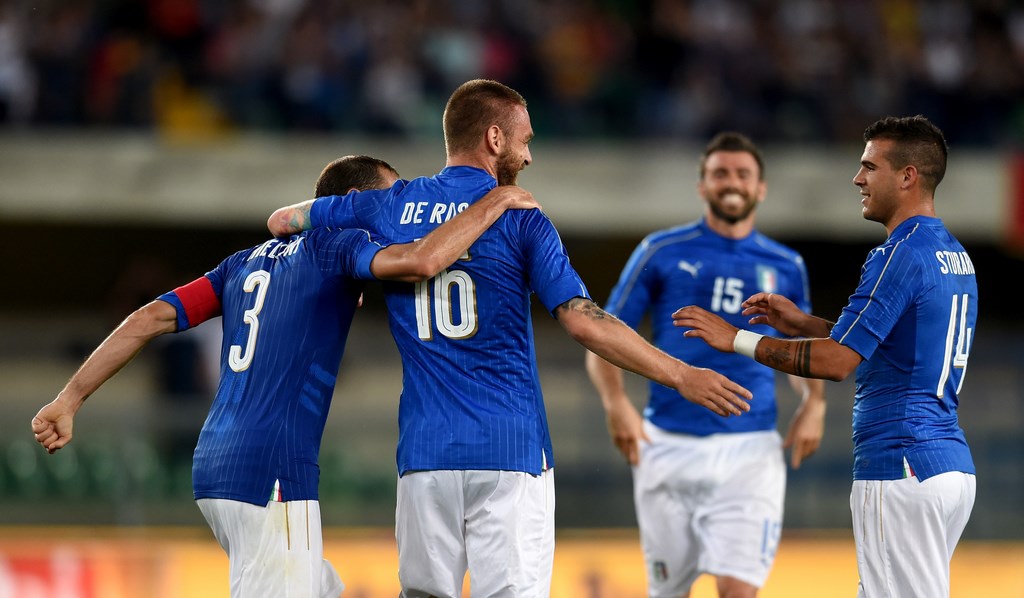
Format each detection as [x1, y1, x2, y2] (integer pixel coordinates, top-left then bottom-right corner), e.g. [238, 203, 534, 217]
[742, 292, 835, 338]
[672, 305, 861, 381]
[371, 186, 540, 282]
[268, 200, 316, 238]
[31, 300, 178, 454]
[558, 298, 752, 418]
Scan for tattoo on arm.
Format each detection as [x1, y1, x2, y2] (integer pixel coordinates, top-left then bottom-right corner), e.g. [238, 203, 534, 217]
[555, 297, 608, 321]
[762, 339, 812, 377]
[289, 206, 311, 231]
[793, 340, 813, 377]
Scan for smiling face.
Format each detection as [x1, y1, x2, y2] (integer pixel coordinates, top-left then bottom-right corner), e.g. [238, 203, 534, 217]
[495, 104, 534, 186]
[853, 139, 902, 226]
[698, 150, 766, 226]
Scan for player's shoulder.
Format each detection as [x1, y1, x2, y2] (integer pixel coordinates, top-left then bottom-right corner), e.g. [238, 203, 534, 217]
[882, 218, 950, 261]
[750, 230, 805, 263]
[639, 221, 704, 250]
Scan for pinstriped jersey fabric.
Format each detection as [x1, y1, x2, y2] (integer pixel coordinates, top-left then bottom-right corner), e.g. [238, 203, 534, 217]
[831, 216, 976, 481]
[604, 219, 812, 436]
[158, 228, 382, 505]
[311, 166, 589, 475]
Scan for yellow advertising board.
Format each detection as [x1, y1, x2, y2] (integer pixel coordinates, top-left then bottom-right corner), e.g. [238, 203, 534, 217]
[0, 527, 1020, 597]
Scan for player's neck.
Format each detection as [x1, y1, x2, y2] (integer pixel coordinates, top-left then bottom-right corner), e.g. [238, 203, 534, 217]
[883, 197, 936, 236]
[447, 152, 498, 180]
[705, 214, 755, 240]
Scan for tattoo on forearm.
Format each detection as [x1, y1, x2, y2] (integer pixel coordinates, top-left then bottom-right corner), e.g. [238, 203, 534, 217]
[763, 340, 812, 377]
[793, 340, 813, 377]
[763, 345, 792, 372]
[288, 206, 311, 231]
[556, 297, 608, 321]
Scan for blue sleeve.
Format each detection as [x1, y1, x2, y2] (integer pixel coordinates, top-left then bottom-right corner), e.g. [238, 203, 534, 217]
[309, 182, 407, 241]
[156, 291, 190, 332]
[831, 244, 917, 360]
[307, 228, 384, 281]
[519, 210, 590, 314]
[603, 236, 657, 327]
[310, 193, 359, 229]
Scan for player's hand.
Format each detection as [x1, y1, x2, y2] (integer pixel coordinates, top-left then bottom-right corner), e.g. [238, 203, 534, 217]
[741, 292, 807, 337]
[604, 398, 649, 465]
[784, 397, 826, 468]
[31, 399, 75, 454]
[486, 185, 541, 211]
[674, 364, 752, 417]
[671, 306, 739, 353]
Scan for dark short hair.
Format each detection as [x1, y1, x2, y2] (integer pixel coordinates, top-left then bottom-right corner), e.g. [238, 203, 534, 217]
[443, 79, 527, 156]
[699, 132, 765, 180]
[863, 115, 948, 193]
[314, 155, 399, 197]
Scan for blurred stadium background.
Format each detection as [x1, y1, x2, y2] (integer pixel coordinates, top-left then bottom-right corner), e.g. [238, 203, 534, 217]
[0, 0, 1022, 595]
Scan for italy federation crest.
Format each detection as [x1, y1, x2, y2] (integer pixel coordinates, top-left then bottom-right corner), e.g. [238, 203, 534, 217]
[756, 265, 779, 294]
[652, 560, 669, 582]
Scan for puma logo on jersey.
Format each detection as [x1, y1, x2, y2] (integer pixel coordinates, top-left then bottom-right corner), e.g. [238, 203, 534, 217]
[677, 260, 702, 277]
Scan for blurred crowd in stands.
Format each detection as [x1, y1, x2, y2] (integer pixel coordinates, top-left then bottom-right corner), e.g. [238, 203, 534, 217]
[1, 0, 1022, 145]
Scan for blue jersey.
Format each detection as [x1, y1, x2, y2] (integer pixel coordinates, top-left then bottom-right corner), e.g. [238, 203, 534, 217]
[831, 216, 976, 481]
[311, 166, 589, 475]
[157, 228, 383, 505]
[605, 219, 811, 435]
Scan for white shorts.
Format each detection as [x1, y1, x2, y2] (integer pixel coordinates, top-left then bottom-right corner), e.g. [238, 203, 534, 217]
[851, 471, 976, 598]
[395, 468, 555, 598]
[633, 422, 786, 597]
[196, 498, 344, 598]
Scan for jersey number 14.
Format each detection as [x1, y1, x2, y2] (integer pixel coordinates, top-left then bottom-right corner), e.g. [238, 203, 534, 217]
[937, 293, 972, 398]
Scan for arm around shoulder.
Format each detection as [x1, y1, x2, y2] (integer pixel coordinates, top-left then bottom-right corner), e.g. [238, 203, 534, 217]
[268, 200, 315, 238]
[370, 186, 540, 282]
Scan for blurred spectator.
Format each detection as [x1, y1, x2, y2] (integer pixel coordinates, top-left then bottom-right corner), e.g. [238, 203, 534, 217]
[0, 1, 35, 124]
[2, 0, 1023, 146]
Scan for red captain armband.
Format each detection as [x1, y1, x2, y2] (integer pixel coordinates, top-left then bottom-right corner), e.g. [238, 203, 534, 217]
[173, 277, 222, 328]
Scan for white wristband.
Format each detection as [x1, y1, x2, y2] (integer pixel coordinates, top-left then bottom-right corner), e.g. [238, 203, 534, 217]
[733, 329, 764, 359]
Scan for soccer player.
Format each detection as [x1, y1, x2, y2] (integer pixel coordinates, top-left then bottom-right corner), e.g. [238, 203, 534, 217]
[31, 155, 539, 598]
[674, 116, 976, 598]
[268, 79, 753, 598]
[585, 131, 826, 598]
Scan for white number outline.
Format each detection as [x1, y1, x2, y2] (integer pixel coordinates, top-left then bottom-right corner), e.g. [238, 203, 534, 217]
[228, 270, 271, 372]
[414, 268, 478, 341]
[936, 293, 972, 397]
[711, 276, 744, 314]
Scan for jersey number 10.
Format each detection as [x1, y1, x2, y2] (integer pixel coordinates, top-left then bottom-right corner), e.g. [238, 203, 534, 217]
[414, 268, 479, 340]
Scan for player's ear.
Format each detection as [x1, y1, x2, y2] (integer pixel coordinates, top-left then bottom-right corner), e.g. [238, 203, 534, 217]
[900, 165, 917, 190]
[486, 124, 503, 155]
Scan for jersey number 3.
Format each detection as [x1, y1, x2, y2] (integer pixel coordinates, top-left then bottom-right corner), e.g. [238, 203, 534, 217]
[414, 268, 478, 341]
[936, 293, 972, 397]
[229, 270, 271, 372]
